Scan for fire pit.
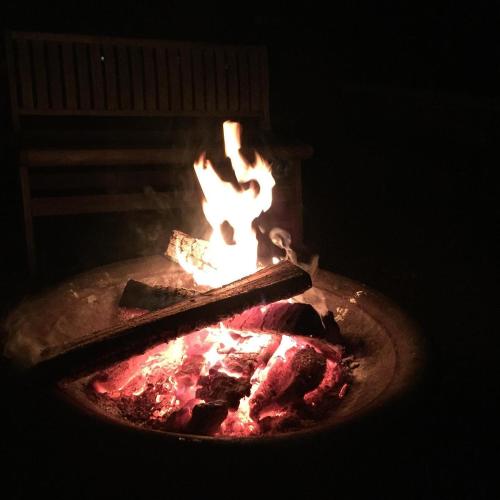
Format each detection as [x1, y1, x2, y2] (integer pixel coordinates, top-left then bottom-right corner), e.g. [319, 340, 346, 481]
[2, 255, 425, 442]
[2, 120, 425, 442]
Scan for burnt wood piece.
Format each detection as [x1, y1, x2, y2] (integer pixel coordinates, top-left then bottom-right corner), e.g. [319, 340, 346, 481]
[165, 229, 213, 270]
[196, 369, 252, 409]
[250, 346, 326, 420]
[186, 401, 229, 436]
[34, 260, 311, 380]
[224, 302, 327, 338]
[119, 279, 196, 311]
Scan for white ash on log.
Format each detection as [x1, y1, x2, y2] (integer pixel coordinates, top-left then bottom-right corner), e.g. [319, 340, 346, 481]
[165, 229, 213, 270]
[33, 260, 311, 381]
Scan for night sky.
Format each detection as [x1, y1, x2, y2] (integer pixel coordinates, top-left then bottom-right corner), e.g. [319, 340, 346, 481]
[0, 2, 496, 499]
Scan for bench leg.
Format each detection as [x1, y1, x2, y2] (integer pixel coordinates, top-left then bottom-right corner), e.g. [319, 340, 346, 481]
[19, 166, 36, 274]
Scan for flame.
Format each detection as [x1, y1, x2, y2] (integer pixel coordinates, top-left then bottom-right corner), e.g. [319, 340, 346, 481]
[177, 121, 275, 287]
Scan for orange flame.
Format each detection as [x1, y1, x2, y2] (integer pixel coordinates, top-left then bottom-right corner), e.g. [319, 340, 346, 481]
[177, 121, 275, 287]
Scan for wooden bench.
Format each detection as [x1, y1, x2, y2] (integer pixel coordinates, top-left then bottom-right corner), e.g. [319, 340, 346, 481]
[4, 31, 312, 273]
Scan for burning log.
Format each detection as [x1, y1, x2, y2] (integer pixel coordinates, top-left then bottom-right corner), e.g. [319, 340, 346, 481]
[119, 279, 196, 311]
[224, 302, 328, 339]
[33, 260, 312, 380]
[250, 346, 327, 420]
[165, 229, 213, 270]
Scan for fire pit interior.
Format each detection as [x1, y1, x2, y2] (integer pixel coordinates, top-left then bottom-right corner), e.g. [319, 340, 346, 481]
[2, 121, 425, 442]
[4, 255, 425, 441]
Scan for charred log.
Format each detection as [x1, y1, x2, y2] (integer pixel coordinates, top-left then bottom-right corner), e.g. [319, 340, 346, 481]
[250, 346, 327, 420]
[119, 279, 196, 311]
[282, 347, 327, 399]
[34, 260, 311, 380]
[187, 401, 229, 435]
[196, 369, 252, 409]
[225, 302, 327, 338]
[259, 411, 304, 434]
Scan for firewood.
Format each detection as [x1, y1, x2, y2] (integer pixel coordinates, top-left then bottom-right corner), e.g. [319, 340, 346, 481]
[196, 369, 252, 409]
[34, 260, 312, 380]
[119, 279, 195, 311]
[186, 401, 229, 435]
[224, 301, 327, 338]
[165, 229, 213, 269]
[250, 346, 326, 420]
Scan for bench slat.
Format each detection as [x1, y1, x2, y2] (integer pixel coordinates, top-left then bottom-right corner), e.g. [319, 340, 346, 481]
[214, 48, 228, 112]
[31, 193, 195, 216]
[192, 47, 205, 112]
[116, 46, 132, 110]
[16, 39, 34, 110]
[168, 47, 181, 112]
[179, 46, 193, 111]
[89, 45, 105, 110]
[103, 44, 118, 110]
[30, 168, 187, 191]
[238, 49, 250, 112]
[130, 46, 144, 111]
[259, 48, 270, 128]
[143, 47, 157, 111]
[61, 42, 78, 109]
[155, 47, 169, 111]
[47, 42, 64, 109]
[203, 48, 216, 112]
[249, 49, 261, 112]
[227, 48, 239, 112]
[31, 187, 294, 217]
[21, 148, 196, 166]
[75, 43, 91, 110]
[21, 143, 312, 167]
[32, 40, 49, 110]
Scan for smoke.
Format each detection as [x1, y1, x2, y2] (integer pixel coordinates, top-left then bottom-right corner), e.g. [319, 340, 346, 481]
[269, 227, 327, 316]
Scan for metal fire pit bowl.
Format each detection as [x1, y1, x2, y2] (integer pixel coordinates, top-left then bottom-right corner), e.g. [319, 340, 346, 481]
[3, 256, 426, 444]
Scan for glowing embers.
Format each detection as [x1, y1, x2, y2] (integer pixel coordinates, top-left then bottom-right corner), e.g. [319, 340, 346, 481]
[89, 326, 348, 437]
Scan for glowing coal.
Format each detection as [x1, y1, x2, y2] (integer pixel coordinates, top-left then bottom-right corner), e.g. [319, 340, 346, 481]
[89, 323, 348, 436]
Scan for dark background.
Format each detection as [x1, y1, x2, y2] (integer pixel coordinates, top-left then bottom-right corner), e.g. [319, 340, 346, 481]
[0, 2, 496, 499]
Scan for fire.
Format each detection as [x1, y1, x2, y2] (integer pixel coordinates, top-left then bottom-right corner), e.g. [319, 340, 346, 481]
[90, 326, 346, 437]
[88, 121, 349, 437]
[176, 121, 275, 287]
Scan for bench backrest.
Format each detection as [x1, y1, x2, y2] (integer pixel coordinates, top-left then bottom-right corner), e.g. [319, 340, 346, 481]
[5, 31, 270, 129]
